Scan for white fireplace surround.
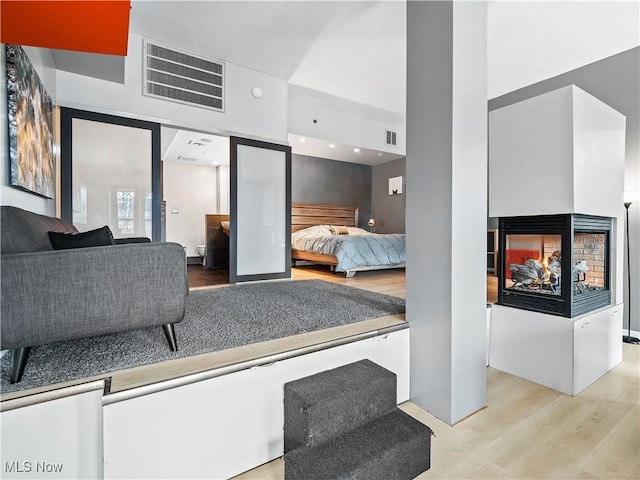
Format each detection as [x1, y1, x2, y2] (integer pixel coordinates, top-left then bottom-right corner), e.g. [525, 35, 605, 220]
[488, 84, 626, 395]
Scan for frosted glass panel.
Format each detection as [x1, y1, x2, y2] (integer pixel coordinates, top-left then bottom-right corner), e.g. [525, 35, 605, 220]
[72, 119, 152, 238]
[236, 145, 286, 276]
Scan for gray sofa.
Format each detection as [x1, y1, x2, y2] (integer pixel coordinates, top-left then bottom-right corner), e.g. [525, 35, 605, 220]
[1, 206, 188, 384]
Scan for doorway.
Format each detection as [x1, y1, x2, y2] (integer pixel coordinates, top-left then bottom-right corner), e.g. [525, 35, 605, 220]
[161, 126, 230, 287]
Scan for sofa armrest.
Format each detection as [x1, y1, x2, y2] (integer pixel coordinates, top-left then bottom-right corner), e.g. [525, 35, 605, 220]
[1, 242, 188, 350]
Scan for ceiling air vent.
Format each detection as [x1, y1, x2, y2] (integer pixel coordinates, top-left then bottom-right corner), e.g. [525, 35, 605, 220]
[143, 39, 224, 112]
[385, 129, 397, 147]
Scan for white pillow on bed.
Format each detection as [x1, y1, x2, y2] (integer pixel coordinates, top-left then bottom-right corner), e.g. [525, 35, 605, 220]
[293, 225, 371, 237]
[295, 225, 333, 236]
[346, 226, 372, 235]
[329, 225, 349, 235]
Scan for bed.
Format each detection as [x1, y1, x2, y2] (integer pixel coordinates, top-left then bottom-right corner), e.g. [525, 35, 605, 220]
[291, 203, 405, 277]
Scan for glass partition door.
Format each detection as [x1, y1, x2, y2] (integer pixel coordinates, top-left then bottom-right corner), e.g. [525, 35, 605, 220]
[60, 108, 161, 240]
[230, 137, 291, 282]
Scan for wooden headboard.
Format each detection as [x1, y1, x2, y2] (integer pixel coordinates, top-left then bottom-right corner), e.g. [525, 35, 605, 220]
[291, 203, 359, 232]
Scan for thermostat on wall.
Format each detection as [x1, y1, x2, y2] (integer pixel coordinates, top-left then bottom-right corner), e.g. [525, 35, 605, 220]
[251, 87, 263, 98]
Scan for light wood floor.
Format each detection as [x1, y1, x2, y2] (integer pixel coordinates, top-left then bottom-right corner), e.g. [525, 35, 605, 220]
[292, 264, 407, 299]
[293, 265, 498, 304]
[236, 267, 639, 480]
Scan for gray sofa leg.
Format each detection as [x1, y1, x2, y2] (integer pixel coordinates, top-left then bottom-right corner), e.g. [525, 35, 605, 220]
[162, 324, 178, 352]
[11, 347, 31, 384]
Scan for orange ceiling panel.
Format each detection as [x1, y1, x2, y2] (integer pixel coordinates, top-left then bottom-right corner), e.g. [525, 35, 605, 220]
[1, 1, 130, 56]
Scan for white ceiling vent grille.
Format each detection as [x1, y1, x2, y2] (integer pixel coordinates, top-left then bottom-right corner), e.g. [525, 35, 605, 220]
[385, 129, 397, 147]
[143, 40, 224, 112]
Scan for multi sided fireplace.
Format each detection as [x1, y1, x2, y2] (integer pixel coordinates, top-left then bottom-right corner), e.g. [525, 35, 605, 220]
[498, 214, 612, 318]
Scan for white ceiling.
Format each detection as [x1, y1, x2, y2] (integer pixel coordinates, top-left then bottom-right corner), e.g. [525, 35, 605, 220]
[130, 0, 639, 108]
[57, 1, 640, 165]
[161, 127, 230, 166]
[288, 132, 405, 165]
[487, 0, 639, 99]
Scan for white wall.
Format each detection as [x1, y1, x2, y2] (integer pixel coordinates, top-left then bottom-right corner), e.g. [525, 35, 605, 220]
[217, 165, 230, 214]
[163, 161, 217, 257]
[489, 87, 575, 217]
[55, 34, 289, 144]
[1, 45, 57, 216]
[573, 87, 626, 218]
[489, 85, 626, 219]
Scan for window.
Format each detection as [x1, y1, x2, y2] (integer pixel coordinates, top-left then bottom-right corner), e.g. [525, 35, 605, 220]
[116, 190, 136, 235]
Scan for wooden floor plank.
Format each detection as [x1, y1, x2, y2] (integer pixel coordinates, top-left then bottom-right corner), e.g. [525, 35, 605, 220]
[577, 405, 640, 479]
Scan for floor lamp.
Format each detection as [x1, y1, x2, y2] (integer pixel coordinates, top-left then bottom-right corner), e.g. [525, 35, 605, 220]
[623, 192, 640, 344]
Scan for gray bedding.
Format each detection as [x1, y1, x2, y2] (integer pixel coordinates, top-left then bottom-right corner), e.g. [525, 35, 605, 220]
[292, 225, 405, 272]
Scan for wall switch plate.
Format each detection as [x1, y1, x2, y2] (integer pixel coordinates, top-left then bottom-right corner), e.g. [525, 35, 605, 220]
[171, 207, 179, 214]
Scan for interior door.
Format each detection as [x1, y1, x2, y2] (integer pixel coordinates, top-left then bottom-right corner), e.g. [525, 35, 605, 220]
[230, 137, 291, 283]
[60, 108, 161, 241]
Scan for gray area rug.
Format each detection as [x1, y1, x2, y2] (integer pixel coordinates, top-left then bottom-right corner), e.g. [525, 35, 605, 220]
[1, 280, 404, 394]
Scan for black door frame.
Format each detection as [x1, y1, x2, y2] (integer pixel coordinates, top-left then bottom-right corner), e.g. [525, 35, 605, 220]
[229, 136, 292, 283]
[59, 108, 162, 241]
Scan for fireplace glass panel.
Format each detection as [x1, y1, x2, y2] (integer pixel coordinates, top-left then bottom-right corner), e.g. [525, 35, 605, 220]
[505, 234, 562, 297]
[573, 232, 607, 294]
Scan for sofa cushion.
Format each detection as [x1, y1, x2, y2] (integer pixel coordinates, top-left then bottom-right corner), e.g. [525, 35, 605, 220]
[48, 226, 116, 250]
[1, 206, 78, 254]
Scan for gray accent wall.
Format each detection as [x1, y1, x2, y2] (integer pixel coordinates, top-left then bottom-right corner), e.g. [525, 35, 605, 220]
[489, 47, 640, 334]
[292, 154, 372, 229]
[372, 158, 406, 233]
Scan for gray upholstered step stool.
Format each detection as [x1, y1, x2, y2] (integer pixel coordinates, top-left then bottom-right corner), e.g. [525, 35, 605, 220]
[284, 359, 397, 451]
[284, 359, 433, 480]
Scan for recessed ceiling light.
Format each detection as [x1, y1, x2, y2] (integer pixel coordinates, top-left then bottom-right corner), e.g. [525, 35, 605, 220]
[299, 138, 306, 143]
[353, 148, 360, 153]
[329, 144, 336, 148]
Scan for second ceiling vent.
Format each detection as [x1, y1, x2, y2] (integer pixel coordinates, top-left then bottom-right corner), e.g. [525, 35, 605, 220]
[385, 129, 397, 147]
[143, 39, 224, 112]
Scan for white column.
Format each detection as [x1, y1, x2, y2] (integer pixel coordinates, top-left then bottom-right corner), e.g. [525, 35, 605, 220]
[406, 0, 488, 424]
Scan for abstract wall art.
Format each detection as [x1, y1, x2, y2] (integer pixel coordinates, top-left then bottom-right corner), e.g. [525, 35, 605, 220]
[6, 44, 55, 198]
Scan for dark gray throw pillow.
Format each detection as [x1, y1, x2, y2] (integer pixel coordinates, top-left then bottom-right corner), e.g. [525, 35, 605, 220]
[48, 226, 115, 250]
